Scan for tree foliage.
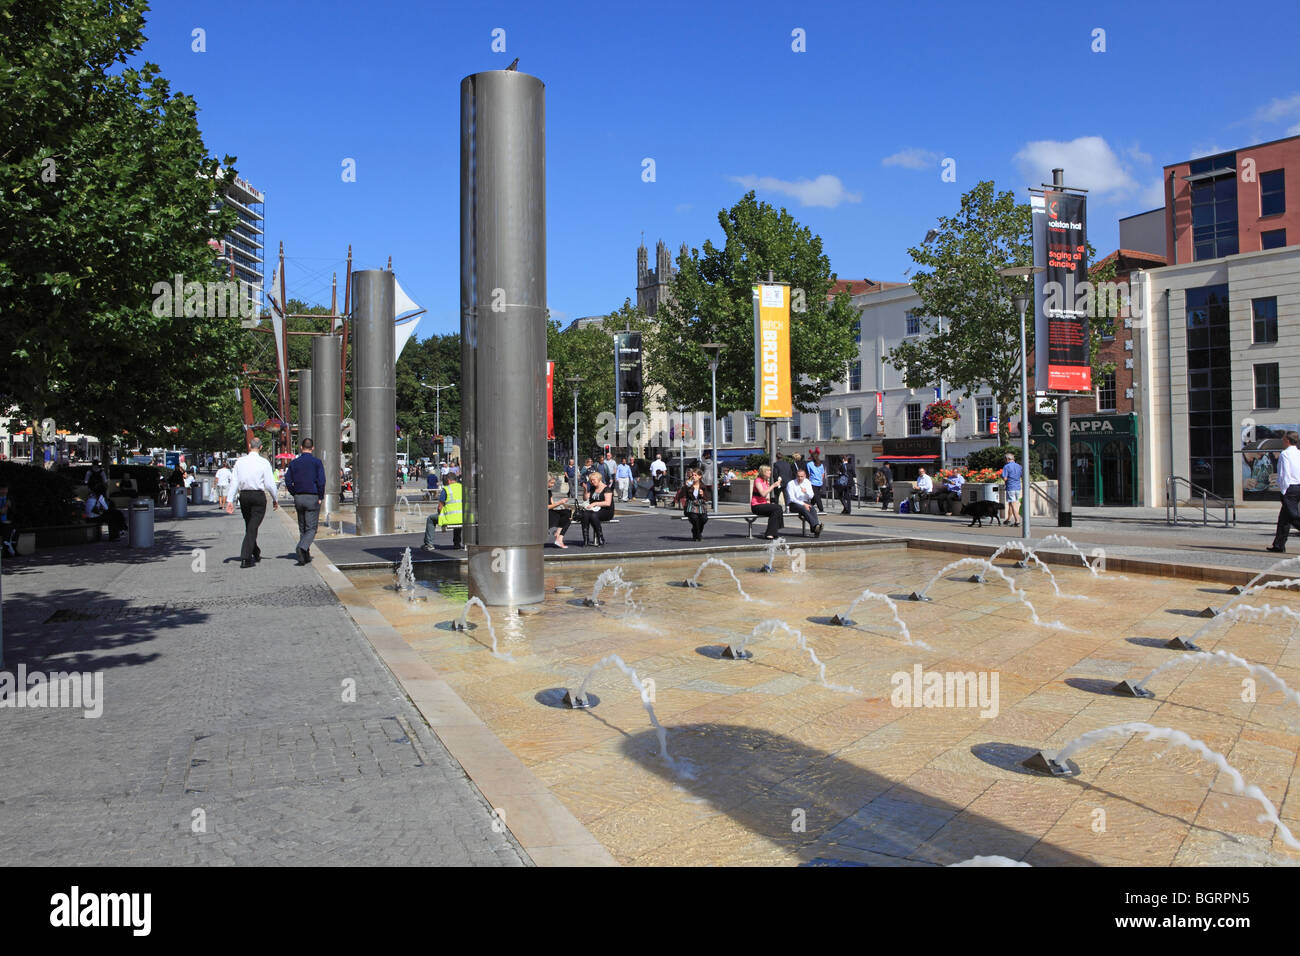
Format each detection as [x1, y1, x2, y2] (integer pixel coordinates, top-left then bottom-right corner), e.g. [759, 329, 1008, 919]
[887, 180, 1115, 445]
[645, 192, 858, 420]
[0, 0, 244, 450]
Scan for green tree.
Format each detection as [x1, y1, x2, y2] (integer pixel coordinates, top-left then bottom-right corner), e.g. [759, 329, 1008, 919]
[0, 0, 244, 453]
[645, 192, 859, 425]
[887, 180, 1114, 445]
[395, 331, 462, 459]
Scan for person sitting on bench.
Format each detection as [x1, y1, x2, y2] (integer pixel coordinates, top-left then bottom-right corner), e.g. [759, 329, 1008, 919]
[786, 468, 823, 537]
[84, 491, 126, 541]
[751, 465, 785, 539]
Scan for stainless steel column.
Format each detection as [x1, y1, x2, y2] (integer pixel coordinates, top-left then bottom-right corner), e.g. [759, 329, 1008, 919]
[298, 369, 313, 449]
[352, 269, 396, 536]
[460, 69, 547, 606]
[312, 335, 342, 517]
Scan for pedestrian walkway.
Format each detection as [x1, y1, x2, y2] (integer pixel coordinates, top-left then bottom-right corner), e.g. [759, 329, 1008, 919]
[0, 502, 526, 866]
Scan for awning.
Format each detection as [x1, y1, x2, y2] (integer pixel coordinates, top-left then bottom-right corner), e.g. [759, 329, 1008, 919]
[874, 455, 939, 462]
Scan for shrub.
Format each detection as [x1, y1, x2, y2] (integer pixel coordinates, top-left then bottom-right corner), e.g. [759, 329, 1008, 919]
[0, 462, 80, 528]
[965, 444, 1045, 480]
[744, 453, 769, 472]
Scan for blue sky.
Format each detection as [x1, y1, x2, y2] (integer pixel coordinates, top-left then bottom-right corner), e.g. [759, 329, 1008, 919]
[140, 0, 1300, 338]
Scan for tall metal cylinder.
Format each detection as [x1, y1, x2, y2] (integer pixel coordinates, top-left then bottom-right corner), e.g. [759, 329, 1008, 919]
[298, 369, 313, 450]
[353, 269, 396, 536]
[312, 335, 342, 517]
[460, 69, 547, 606]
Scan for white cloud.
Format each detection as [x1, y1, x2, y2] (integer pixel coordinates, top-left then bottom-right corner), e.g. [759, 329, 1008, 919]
[728, 173, 861, 208]
[1188, 143, 1226, 159]
[882, 148, 939, 170]
[1245, 92, 1300, 125]
[1290, 121, 1300, 136]
[1013, 136, 1138, 197]
[1137, 177, 1166, 210]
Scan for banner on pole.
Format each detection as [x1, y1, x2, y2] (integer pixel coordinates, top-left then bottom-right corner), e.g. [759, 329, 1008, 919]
[613, 332, 643, 444]
[1032, 189, 1091, 392]
[753, 282, 792, 419]
[545, 361, 555, 440]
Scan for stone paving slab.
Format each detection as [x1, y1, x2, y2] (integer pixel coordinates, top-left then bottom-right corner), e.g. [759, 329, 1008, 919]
[0, 502, 527, 866]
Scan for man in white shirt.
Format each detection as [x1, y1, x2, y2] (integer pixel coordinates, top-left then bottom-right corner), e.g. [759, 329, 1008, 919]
[1269, 431, 1300, 552]
[785, 468, 824, 537]
[84, 491, 126, 541]
[230, 439, 279, 568]
[914, 468, 934, 494]
[648, 454, 667, 507]
[215, 463, 233, 509]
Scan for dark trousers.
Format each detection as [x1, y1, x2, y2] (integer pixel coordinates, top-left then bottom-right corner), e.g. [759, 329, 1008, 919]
[548, 508, 572, 537]
[790, 502, 819, 528]
[751, 502, 784, 537]
[685, 510, 708, 540]
[294, 494, 321, 554]
[239, 490, 266, 562]
[936, 490, 960, 515]
[810, 485, 824, 510]
[423, 516, 461, 549]
[1273, 487, 1300, 548]
[88, 510, 126, 539]
[836, 483, 852, 513]
[579, 507, 611, 542]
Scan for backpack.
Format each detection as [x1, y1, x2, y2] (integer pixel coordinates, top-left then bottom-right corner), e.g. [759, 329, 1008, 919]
[88, 469, 108, 496]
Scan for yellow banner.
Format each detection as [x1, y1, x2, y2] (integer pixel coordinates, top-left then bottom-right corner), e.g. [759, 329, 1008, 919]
[753, 283, 792, 419]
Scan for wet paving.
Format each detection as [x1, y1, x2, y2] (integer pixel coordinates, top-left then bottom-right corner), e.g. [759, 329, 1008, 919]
[348, 543, 1300, 866]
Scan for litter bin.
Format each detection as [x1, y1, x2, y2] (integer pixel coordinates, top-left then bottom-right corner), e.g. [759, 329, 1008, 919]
[129, 497, 155, 548]
[172, 488, 187, 518]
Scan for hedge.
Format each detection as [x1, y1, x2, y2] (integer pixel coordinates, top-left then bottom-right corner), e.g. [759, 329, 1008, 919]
[965, 444, 1046, 480]
[0, 462, 80, 529]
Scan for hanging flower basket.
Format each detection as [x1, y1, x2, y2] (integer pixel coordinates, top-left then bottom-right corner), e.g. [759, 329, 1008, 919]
[921, 400, 960, 432]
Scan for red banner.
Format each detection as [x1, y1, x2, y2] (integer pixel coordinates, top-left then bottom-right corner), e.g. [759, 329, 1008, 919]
[546, 361, 555, 440]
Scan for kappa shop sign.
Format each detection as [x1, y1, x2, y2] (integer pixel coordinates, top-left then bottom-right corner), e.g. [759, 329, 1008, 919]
[1034, 415, 1134, 439]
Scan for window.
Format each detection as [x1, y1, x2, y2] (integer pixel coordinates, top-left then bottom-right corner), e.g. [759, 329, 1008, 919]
[744, 413, 756, 443]
[1184, 284, 1233, 496]
[1253, 296, 1278, 343]
[852, 318, 861, 344]
[702, 416, 712, 444]
[1097, 371, 1117, 411]
[1262, 229, 1287, 250]
[848, 406, 862, 438]
[848, 360, 862, 391]
[906, 403, 922, 436]
[1255, 363, 1280, 409]
[1261, 169, 1286, 218]
[905, 311, 920, 336]
[789, 413, 801, 440]
[723, 416, 733, 443]
[976, 396, 993, 434]
[819, 410, 833, 440]
[1189, 160, 1239, 261]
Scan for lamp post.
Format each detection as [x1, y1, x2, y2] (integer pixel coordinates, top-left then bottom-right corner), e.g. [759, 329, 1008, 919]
[999, 265, 1043, 541]
[677, 405, 686, 489]
[701, 343, 725, 512]
[420, 381, 456, 466]
[567, 375, 584, 497]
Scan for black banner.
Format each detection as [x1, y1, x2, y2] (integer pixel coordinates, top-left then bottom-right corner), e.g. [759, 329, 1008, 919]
[1040, 190, 1091, 391]
[613, 332, 643, 443]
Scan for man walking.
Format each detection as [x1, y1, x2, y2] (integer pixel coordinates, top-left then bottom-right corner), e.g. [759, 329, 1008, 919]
[215, 460, 233, 510]
[806, 450, 826, 512]
[648, 453, 667, 507]
[231, 439, 279, 568]
[1269, 431, 1300, 552]
[836, 456, 854, 514]
[284, 438, 326, 565]
[616, 456, 632, 502]
[999, 453, 1023, 527]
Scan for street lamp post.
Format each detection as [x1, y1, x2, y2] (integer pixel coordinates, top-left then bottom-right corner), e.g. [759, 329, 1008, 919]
[999, 265, 1043, 541]
[677, 405, 685, 489]
[701, 343, 725, 513]
[567, 376, 584, 498]
[420, 382, 456, 465]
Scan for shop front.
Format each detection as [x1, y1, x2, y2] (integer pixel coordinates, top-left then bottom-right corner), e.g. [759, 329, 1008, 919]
[1030, 413, 1138, 507]
[875, 436, 941, 482]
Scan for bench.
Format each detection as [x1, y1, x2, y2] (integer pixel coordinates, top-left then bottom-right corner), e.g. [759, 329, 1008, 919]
[32, 523, 103, 548]
[675, 514, 760, 537]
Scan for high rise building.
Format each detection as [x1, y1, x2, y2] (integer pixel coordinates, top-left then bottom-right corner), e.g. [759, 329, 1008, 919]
[212, 169, 265, 304]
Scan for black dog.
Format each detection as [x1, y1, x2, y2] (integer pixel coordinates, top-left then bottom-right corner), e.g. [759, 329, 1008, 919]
[963, 500, 1002, 528]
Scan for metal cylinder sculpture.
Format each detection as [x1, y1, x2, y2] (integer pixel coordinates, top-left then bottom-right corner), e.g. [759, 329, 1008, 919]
[460, 69, 547, 606]
[352, 269, 396, 536]
[298, 369, 313, 450]
[312, 335, 342, 517]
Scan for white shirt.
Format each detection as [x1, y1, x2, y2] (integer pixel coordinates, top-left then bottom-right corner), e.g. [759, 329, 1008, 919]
[787, 478, 815, 506]
[650, 459, 667, 476]
[215, 467, 232, 488]
[1279, 445, 1300, 494]
[231, 452, 277, 494]
[915, 473, 934, 493]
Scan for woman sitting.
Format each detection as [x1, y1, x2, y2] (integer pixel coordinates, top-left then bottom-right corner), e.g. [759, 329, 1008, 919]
[751, 464, 785, 539]
[546, 476, 573, 549]
[682, 468, 709, 541]
[578, 472, 614, 546]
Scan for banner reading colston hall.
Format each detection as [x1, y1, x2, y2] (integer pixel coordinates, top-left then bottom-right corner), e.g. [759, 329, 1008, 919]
[1032, 189, 1091, 392]
[753, 282, 792, 419]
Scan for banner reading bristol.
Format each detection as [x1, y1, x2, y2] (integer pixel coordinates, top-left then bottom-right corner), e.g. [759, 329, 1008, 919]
[1032, 190, 1091, 392]
[753, 282, 792, 419]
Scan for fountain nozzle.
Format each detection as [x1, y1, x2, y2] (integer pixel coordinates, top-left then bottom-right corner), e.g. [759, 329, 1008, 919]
[451, 620, 466, 631]
[1112, 680, 1155, 698]
[1197, 607, 1219, 618]
[721, 645, 750, 660]
[1021, 751, 1080, 777]
[562, 690, 592, 709]
[582, 598, 599, 607]
[968, 574, 985, 583]
[1165, 636, 1202, 651]
[829, 614, 849, 626]
[909, 592, 931, 602]
[682, 580, 699, 588]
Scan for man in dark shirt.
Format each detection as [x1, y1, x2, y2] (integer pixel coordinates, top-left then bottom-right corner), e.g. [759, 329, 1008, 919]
[284, 438, 327, 565]
[773, 453, 798, 509]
